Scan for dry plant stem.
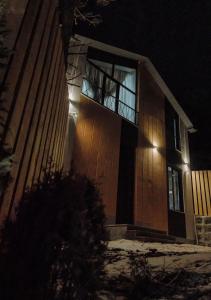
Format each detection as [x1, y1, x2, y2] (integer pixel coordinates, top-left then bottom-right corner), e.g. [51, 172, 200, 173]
[66, 72, 82, 81]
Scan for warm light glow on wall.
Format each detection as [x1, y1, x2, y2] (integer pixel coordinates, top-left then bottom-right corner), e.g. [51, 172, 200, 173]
[183, 159, 190, 172]
[152, 143, 158, 152]
[68, 99, 79, 117]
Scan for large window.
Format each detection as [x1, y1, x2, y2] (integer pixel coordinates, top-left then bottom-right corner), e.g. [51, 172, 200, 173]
[82, 59, 137, 124]
[168, 166, 183, 212]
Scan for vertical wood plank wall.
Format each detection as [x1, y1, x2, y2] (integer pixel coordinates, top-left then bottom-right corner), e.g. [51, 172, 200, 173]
[192, 171, 211, 216]
[0, 0, 69, 222]
[180, 120, 195, 240]
[134, 65, 168, 232]
[72, 95, 121, 224]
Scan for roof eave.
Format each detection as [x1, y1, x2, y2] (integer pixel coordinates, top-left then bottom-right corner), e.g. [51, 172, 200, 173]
[74, 34, 194, 130]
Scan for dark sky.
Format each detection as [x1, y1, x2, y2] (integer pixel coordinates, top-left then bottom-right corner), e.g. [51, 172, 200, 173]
[76, 0, 211, 169]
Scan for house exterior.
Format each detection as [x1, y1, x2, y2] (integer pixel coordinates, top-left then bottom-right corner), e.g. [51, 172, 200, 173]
[65, 35, 195, 241]
[0, 0, 196, 242]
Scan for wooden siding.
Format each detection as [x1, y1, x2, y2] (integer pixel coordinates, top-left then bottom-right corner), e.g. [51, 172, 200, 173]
[72, 95, 121, 224]
[180, 120, 195, 240]
[134, 65, 168, 232]
[192, 171, 211, 216]
[0, 0, 69, 222]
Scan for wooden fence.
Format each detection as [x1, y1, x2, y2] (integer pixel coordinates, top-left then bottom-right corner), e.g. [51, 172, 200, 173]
[192, 171, 211, 216]
[0, 0, 71, 222]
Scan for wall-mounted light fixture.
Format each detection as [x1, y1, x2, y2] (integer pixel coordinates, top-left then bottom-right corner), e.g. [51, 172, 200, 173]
[68, 98, 79, 119]
[70, 111, 78, 118]
[183, 161, 190, 172]
[152, 143, 158, 151]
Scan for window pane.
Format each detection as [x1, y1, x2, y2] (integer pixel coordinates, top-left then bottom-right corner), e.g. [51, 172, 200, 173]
[114, 65, 136, 92]
[168, 167, 174, 210]
[119, 87, 136, 109]
[82, 60, 137, 124]
[118, 102, 135, 123]
[173, 170, 180, 211]
[82, 79, 94, 99]
[89, 59, 112, 76]
[104, 78, 117, 111]
[82, 62, 104, 103]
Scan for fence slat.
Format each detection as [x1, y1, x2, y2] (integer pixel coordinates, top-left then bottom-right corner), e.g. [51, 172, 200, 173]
[192, 171, 211, 216]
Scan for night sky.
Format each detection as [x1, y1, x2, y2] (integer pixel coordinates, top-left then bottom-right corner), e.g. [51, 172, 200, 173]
[76, 0, 211, 169]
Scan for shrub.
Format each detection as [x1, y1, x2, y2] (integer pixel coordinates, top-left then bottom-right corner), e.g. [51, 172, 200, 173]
[0, 172, 107, 300]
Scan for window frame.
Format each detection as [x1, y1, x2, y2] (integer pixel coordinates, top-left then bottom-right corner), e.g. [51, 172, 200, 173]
[82, 58, 138, 124]
[167, 166, 184, 212]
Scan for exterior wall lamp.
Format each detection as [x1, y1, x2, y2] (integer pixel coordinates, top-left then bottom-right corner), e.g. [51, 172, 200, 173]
[68, 98, 78, 119]
[152, 143, 159, 151]
[183, 161, 190, 172]
[69, 112, 78, 118]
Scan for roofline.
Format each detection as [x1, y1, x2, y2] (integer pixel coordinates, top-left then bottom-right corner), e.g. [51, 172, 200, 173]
[74, 34, 147, 62]
[75, 34, 194, 130]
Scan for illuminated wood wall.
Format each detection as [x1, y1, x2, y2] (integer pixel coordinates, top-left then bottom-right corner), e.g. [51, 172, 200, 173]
[134, 64, 168, 232]
[0, 0, 69, 222]
[192, 171, 211, 216]
[72, 95, 121, 224]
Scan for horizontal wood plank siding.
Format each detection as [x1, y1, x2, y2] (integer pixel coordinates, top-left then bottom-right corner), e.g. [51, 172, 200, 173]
[192, 171, 211, 216]
[0, 0, 69, 222]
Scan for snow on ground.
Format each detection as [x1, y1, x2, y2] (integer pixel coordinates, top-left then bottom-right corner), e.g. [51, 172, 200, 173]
[108, 239, 211, 254]
[99, 239, 211, 299]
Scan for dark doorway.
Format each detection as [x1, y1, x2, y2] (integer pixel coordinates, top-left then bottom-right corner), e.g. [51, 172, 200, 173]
[168, 211, 186, 238]
[116, 120, 138, 224]
[167, 166, 186, 237]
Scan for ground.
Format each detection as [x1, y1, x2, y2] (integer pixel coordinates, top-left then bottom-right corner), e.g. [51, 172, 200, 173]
[97, 240, 211, 300]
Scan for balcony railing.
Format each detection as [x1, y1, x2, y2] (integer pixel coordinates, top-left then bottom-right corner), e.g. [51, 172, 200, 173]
[82, 60, 138, 124]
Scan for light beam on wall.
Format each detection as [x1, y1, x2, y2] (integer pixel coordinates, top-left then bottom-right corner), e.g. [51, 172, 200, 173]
[68, 99, 79, 119]
[183, 160, 190, 172]
[152, 143, 158, 151]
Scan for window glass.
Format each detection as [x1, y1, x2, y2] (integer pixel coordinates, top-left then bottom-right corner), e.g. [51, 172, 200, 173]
[168, 167, 174, 210]
[114, 65, 136, 92]
[118, 102, 136, 123]
[119, 87, 136, 109]
[82, 62, 104, 103]
[104, 78, 117, 111]
[168, 166, 183, 212]
[82, 60, 137, 124]
[173, 169, 180, 211]
[89, 59, 113, 76]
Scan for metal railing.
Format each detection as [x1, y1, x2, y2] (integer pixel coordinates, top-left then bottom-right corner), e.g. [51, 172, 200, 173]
[82, 60, 138, 125]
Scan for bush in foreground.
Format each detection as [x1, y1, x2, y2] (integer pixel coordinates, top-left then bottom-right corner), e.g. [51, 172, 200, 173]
[0, 172, 107, 300]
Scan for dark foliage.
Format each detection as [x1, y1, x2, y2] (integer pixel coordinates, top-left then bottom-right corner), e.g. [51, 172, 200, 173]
[0, 0, 13, 195]
[0, 172, 107, 300]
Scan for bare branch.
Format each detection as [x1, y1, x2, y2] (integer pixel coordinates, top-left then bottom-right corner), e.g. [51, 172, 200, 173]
[67, 62, 78, 69]
[68, 51, 88, 55]
[66, 83, 81, 88]
[67, 72, 82, 81]
[74, 0, 116, 26]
